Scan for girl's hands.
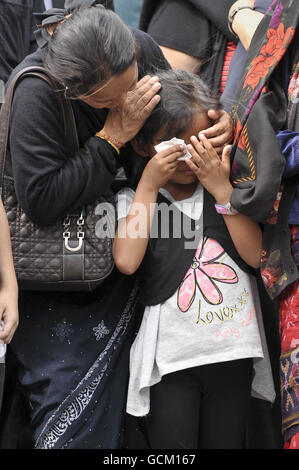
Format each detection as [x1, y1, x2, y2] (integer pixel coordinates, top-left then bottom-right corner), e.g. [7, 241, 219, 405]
[101, 75, 162, 145]
[141, 145, 185, 191]
[0, 286, 19, 344]
[186, 134, 233, 204]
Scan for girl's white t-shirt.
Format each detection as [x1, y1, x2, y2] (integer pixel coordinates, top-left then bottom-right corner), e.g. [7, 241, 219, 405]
[116, 185, 275, 417]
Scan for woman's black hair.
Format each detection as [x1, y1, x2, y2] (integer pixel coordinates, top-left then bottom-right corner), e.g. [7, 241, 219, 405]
[135, 69, 221, 147]
[44, 7, 137, 97]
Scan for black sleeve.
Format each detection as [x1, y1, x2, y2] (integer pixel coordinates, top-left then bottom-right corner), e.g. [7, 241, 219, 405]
[9, 76, 118, 226]
[139, 0, 235, 41]
[132, 28, 171, 75]
[139, 0, 160, 31]
[142, 1, 211, 60]
[188, 0, 235, 37]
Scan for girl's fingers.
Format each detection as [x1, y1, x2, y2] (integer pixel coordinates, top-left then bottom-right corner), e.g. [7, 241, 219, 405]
[165, 158, 179, 168]
[190, 136, 209, 163]
[165, 150, 186, 163]
[198, 133, 217, 155]
[156, 145, 185, 161]
[187, 142, 206, 167]
[168, 164, 179, 171]
[186, 146, 206, 171]
[221, 145, 232, 171]
[198, 133, 221, 166]
[185, 157, 201, 175]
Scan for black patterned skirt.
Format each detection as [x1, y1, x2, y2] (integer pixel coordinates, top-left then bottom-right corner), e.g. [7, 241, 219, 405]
[9, 270, 141, 449]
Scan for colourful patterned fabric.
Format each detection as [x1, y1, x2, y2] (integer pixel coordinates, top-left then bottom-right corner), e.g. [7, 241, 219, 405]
[229, 0, 298, 217]
[284, 431, 299, 449]
[229, 0, 299, 300]
[292, 225, 299, 267]
[277, 129, 299, 225]
[280, 346, 299, 445]
[227, 0, 299, 447]
[260, 58, 299, 299]
[279, 229, 299, 447]
[279, 275, 299, 353]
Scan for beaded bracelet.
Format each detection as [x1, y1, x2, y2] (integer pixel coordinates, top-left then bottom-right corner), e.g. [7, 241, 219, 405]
[95, 132, 124, 155]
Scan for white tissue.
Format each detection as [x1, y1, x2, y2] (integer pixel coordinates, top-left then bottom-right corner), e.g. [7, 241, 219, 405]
[0, 321, 6, 358]
[154, 137, 192, 161]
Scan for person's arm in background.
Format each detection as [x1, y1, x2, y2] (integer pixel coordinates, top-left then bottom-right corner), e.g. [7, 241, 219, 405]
[0, 199, 18, 344]
[221, 0, 272, 112]
[139, 0, 235, 153]
[228, 0, 264, 50]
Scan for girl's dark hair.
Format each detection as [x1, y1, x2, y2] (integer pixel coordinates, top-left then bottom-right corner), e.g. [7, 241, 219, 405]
[44, 7, 137, 97]
[135, 69, 221, 147]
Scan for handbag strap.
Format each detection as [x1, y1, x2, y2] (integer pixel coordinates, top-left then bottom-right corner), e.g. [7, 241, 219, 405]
[0, 66, 79, 192]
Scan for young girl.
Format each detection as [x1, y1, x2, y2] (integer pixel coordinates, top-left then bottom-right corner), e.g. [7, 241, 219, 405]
[113, 69, 275, 449]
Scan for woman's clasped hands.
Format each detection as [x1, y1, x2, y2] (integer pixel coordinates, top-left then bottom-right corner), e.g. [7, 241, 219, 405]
[102, 75, 163, 146]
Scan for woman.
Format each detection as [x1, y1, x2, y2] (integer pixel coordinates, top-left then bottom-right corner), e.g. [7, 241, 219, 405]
[1, 1, 232, 449]
[2, 1, 166, 450]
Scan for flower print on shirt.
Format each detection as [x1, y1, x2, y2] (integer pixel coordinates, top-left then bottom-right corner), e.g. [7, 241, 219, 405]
[177, 237, 239, 312]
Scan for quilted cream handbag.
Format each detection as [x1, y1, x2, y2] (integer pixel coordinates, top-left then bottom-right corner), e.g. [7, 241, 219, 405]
[0, 66, 115, 291]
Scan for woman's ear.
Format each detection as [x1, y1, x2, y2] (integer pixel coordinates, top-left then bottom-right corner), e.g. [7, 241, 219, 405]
[131, 137, 151, 158]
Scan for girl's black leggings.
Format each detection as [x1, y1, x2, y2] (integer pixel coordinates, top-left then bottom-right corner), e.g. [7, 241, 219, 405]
[145, 358, 253, 449]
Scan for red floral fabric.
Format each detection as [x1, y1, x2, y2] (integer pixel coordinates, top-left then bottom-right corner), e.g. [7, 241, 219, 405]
[243, 23, 295, 90]
[284, 433, 299, 449]
[279, 279, 299, 353]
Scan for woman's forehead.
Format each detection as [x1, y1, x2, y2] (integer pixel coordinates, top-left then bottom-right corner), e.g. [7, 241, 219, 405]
[81, 62, 138, 101]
